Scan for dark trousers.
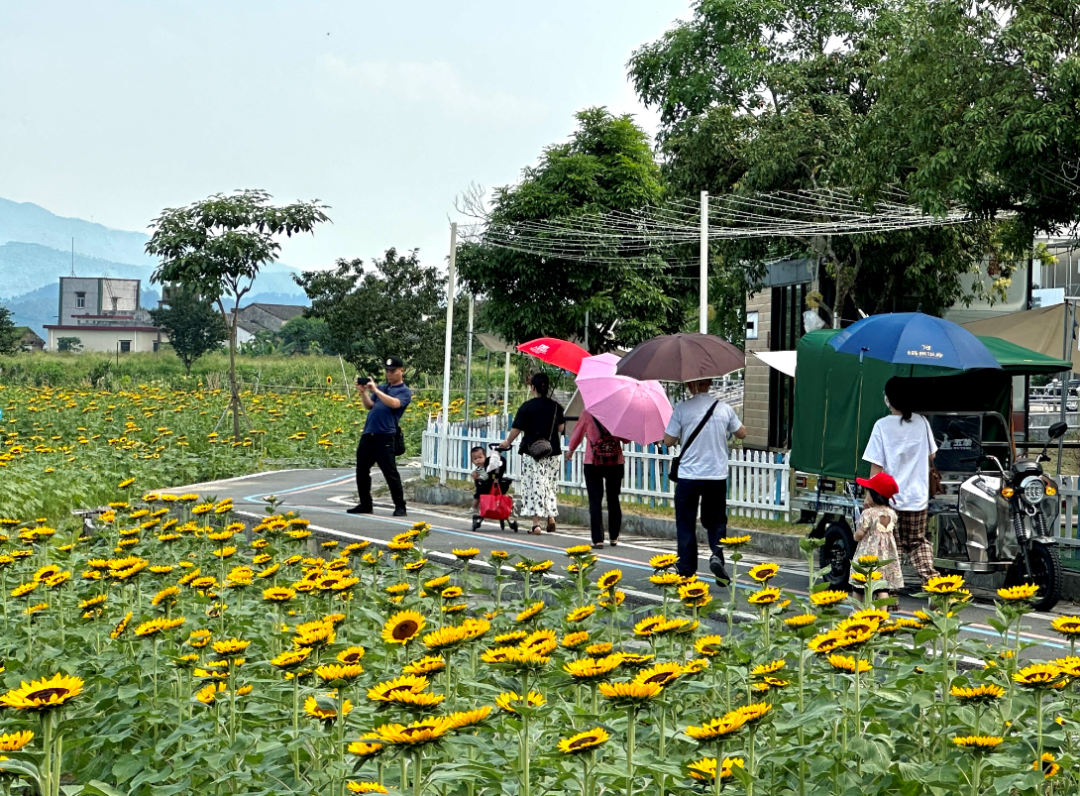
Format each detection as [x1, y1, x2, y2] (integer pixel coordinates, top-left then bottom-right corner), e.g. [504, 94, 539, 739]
[674, 478, 728, 577]
[356, 433, 405, 511]
[584, 464, 624, 545]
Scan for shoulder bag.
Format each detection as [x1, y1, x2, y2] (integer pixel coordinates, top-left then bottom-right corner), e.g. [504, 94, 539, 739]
[393, 417, 407, 457]
[527, 400, 559, 459]
[591, 417, 623, 466]
[670, 400, 719, 482]
[924, 415, 943, 496]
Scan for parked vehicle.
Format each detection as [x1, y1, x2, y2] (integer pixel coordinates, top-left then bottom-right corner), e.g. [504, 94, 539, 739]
[789, 329, 1071, 609]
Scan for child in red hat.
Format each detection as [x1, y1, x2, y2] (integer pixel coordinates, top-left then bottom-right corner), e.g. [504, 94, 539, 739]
[850, 472, 903, 601]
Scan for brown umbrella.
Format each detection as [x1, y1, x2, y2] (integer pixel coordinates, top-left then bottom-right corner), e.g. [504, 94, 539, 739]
[614, 333, 745, 382]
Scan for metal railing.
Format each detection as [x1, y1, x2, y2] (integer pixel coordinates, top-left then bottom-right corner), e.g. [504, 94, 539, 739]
[421, 417, 790, 520]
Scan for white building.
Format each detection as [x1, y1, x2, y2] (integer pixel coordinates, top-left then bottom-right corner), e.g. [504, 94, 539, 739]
[44, 277, 166, 353]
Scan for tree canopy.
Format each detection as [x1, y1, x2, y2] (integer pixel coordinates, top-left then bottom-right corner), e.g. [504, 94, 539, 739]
[456, 108, 693, 350]
[0, 306, 20, 356]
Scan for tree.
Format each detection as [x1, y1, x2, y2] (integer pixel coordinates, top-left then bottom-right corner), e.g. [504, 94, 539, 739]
[0, 306, 20, 355]
[627, 0, 1010, 324]
[280, 316, 331, 356]
[56, 337, 82, 353]
[149, 287, 228, 375]
[295, 248, 450, 375]
[455, 108, 692, 350]
[146, 190, 330, 440]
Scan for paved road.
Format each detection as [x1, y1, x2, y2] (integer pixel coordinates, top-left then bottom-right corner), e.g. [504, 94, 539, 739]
[164, 467, 1080, 662]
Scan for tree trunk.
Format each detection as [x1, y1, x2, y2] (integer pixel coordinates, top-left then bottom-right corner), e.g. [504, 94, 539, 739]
[829, 244, 863, 329]
[219, 298, 242, 442]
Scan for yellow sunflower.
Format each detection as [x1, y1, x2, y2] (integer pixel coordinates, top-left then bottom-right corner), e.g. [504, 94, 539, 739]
[750, 660, 786, 677]
[515, 601, 545, 623]
[1034, 752, 1060, 779]
[596, 570, 623, 590]
[686, 713, 747, 740]
[997, 583, 1040, 601]
[558, 727, 610, 755]
[1013, 664, 1067, 689]
[316, 664, 365, 683]
[747, 587, 781, 605]
[952, 735, 1003, 750]
[695, 635, 723, 656]
[748, 563, 780, 582]
[0, 673, 84, 711]
[374, 717, 454, 746]
[347, 742, 385, 758]
[367, 675, 429, 701]
[382, 611, 426, 646]
[784, 613, 817, 629]
[0, 731, 33, 751]
[445, 706, 492, 730]
[452, 548, 480, 560]
[271, 648, 313, 670]
[633, 662, 682, 687]
[403, 656, 445, 675]
[951, 684, 1005, 702]
[809, 590, 848, 607]
[566, 605, 596, 623]
[495, 691, 546, 713]
[561, 631, 590, 649]
[1051, 616, 1080, 637]
[598, 681, 664, 704]
[347, 782, 387, 794]
[688, 756, 744, 782]
[718, 535, 751, 548]
[634, 615, 668, 637]
[304, 695, 353, 722]
[648, 554, 678, 570]
[827, 654, 873, 674]
[564, 656, 623, 681]
[924, 574, 965, 594]
[263, 587, 296, 603]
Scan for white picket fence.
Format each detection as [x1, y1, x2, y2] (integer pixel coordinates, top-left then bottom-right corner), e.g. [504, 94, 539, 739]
[420, 416, 790, 520]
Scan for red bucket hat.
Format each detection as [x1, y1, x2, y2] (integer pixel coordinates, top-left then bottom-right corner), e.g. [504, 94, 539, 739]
[855, 472, 899, 501]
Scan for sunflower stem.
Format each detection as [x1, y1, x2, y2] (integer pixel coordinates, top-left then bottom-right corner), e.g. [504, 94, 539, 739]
[626, 706, 635, 796]
[521, 712, 531, 796]
[713, 743, 723, 796]
[970, 755, 982, 796]
[1037, 691, 1045, 758]
[413, 750, 423, 796]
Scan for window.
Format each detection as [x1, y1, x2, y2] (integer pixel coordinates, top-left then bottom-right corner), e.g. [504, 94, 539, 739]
[111, 297, 119, 310]
[746, 311, 759, 340]
[119, 340, 131, 353]
[75, 292, 86, 309]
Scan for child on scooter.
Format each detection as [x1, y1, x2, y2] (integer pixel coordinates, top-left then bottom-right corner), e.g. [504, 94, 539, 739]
[850, 472, 904, 601]
[470, 446, 518, 533]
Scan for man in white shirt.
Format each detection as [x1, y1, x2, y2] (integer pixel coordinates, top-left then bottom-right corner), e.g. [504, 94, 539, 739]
[663, 379, 747, 583]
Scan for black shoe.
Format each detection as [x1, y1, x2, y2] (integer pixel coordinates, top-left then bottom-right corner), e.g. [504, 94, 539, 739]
[346, 505, 373, 515]
[472, 515, 483, 532]
[393, 507, 408, 517]
[509, 520, 519, 533]
[709, 554, 730, 586]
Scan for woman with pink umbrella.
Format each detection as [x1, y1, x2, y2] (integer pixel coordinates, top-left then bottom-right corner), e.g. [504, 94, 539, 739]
[565, 408, 628, 549]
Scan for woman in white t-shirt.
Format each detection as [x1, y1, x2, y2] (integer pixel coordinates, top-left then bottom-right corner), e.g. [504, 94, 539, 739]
[861, 380, 939, 587]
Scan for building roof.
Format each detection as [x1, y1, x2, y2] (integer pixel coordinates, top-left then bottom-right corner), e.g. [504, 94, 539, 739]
[44, 324, 159, 333]
[14, 327, 45, 344]
[234, 303, 308, 335]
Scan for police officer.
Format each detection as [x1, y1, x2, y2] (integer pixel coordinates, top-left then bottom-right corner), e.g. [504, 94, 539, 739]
[347, 356, 411, 517]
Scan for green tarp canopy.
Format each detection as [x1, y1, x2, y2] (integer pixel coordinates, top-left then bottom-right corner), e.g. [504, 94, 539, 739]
[789, 330, 1071, 481]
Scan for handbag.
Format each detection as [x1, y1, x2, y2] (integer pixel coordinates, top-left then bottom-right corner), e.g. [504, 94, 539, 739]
[479, 481, 514, 521]
[670, 400, 719, 483]
[924, 416, 943, 496]
[393, 418, 406, 457]
[591, 417, 623, 466]
[527, 400, 559, 459]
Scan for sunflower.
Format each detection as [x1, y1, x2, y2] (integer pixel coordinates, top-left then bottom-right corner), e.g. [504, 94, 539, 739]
[403, 656, 446, 675]
[270, 649, 313, 670]
[305, 695, 353, 722]
[521, 629, 558, 655]
[374, 717, 454, 746]
[736, 702, 772, 724]
[195, 682, 226, 705]
[618, 653, 655, 667]
[951, 684, 1005, 702]
[748, 563, 780, 582]
[316, 664, 365, 683]
[212, 639, 250, 656]
[515, 602, 546, 623]
[747, 587, 781, 605]
[827, 654, 873, 674]
[784, 613, 817, 629]
[596, 570, 623, 590]
[952, 735, 1003, 750]
[495, 691, 546, 713]
[347, 741, 385, 758]
[494, 631, 528, 644]
[750, 660, 786, 677]
[564, 656, 623, 681]
[686, 713, 747, 740]
[0, 731, 33, 751]
[649, 554, 679, 570]
[719, 535, 751, 548]
[382, 611, 426, 645]
[678, 581, 710, 603]
[634, 616, 668, 637]
[1034, 752, 1060, 779]
[810, 590, 848, 607]
[440, 586, 464, 600]
[634, 662, 682, 687]
[558, 727, 609, 755]
[598, 681, 664, 704]
[561, 631, 590, 649]
[452, 548, 480, 560]
[997, 583, 1040, 601]
[1052, 657, 1080, 678]
[695, 635, 723, 656]
[598, 591, 626, 608]
[446, 706, 492, 730]
[347, 782, 387, 794]
[110, 612, 134, 640]
[586, 643, 613, 656]
[423, 624, 472, 651]
[650, 573, 682, 587]
[566, 605, 596, 623]
[263, 587, 296, 603]
[367, 675, 430, 702]
[924, 574, 965, 594]
[566, 544, 594, 557]
[0, 673, 84, 711]
[531, 561, 553, 573]
[381, 691, 445, 708]
[688, 756, 745, 782]
[425, 575, 451, 591]
[1013, 664, 1067, 689]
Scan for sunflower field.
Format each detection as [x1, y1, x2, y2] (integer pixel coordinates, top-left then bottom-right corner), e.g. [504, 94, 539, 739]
[0, 492, 1078, 796]
[0, 383, 486, 519]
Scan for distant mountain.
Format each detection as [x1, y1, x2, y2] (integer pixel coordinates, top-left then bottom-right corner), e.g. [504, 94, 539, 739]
[0, 196, 311, 335]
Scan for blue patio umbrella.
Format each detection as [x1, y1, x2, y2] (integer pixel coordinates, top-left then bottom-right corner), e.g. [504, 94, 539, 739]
[828, 312, 1001, 370]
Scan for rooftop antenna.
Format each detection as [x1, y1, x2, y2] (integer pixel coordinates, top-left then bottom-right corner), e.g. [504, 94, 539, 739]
[70, 238, 76, 277]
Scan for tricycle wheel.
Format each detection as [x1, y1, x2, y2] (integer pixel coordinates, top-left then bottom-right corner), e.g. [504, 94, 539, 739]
[1005, 540, 1062, 612]
[819, 522, 855, 592]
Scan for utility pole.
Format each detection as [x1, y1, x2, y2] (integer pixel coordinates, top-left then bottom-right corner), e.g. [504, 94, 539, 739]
[503, 351, 511, 418]
[439, 223, 458, 484]
[463, 294, 475, 424]
[584, 309, 589, 352]
[699, 191, 709, 335]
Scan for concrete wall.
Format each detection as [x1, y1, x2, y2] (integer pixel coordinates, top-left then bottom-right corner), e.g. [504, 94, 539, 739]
[46, 328, 161, 353]
[59, 277, 140, 323]
[744, 290, 773, 449]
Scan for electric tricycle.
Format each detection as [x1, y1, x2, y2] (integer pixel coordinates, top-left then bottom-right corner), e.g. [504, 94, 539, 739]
[789, 329, 1072, 610]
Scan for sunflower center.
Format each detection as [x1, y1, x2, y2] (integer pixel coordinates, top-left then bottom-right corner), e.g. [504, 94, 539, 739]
[26, 687, 69, 702]
[568, 735, 598, 750]
[392, 621, 419, 640]
[643, 673, 675, 685]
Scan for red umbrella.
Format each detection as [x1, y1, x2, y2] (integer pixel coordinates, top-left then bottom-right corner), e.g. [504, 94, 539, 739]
[516, 337, 590, 374]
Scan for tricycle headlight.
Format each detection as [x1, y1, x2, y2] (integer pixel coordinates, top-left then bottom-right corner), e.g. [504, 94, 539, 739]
[1020, 476, 1046, 505]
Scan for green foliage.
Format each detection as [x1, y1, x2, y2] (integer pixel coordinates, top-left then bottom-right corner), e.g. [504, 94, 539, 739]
[627, 0, 1008, 322]
[56, 336, 82, 353]
[0, 305, 20, 355]
[296, 249, 450, 375]
[149, 288, 228, 375]
[279, 316, 331, 356]
[457, 108, 693, 350]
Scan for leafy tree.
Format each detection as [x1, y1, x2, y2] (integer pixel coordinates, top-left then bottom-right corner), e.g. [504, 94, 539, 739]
[149, 287, 228, 375]
[455, 108, 692, 350]
[56, 337, 82, 353]
[280, 316, 331, 356]
[295, 248, 450, 376]
[627, 0, 1009, 324]
[146, 190, 330, 440]
[0, 306, 20, 355]
[238, 330, 282, 357]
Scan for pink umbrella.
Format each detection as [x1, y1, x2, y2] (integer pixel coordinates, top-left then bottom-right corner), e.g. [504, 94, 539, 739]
[576, 353, 673, 445]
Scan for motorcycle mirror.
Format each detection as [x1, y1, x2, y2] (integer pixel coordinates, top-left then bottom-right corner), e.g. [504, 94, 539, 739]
[1048, 421, 1069, 440]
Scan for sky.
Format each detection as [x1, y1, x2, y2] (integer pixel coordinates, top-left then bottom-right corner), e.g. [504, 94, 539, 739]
[0, 0, 692, 271]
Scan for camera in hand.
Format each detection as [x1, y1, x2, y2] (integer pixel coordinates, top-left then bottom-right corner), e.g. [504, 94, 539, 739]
[356, 376, 372, 386]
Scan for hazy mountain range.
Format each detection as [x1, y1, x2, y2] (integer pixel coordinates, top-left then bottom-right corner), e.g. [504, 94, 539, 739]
[0, 197, 308, 336]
